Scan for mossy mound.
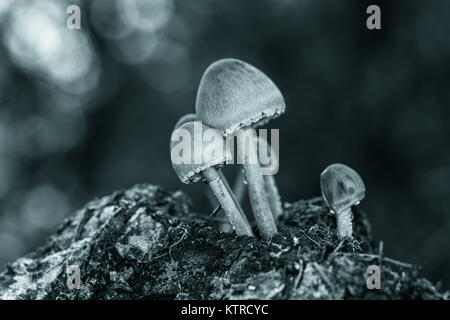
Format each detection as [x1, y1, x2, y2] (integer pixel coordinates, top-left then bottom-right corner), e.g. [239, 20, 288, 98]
[0, 184, 447, 300]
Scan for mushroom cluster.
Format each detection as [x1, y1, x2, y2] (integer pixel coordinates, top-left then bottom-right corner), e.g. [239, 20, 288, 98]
[170, 58, 367, 241]
[171, 58, 285, 240]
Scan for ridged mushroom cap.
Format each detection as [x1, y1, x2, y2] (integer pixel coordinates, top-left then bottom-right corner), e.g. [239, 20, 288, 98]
[195, 58, 285, 136]
[320, 164, 365, 214]
[174, 113, 197, 130]
[170, 121, 231, 184]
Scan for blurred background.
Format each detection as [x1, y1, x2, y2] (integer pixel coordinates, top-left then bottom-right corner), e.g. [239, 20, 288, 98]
[0, 0, 449, 289]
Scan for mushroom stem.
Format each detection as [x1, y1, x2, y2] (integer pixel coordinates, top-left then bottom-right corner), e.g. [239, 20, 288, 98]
[205, 188, 219, 209]
[263, 175, 283, 220]
[203, 167, 253, 236]
[236, 130, 277, 240]
[219, 170, 250, 227]
[232, 170, 246, 204]
[232, 170, 283, 222]
[336, 207, 353, 238]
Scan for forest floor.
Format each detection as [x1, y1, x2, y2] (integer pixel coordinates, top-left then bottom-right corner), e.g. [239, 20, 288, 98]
[0, 184, 448, 299]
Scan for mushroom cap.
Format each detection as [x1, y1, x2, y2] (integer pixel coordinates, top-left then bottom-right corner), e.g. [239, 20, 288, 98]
[195, 58, 285, 136]
[170, 121, 231, 184]
[320, 163, 365, 214]
[174, 113, 197, 130]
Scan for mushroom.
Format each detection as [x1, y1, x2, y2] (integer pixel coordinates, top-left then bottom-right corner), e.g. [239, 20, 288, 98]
[233, 136, 283, 221]
[174, 114, 249, 229]
[320, 163, 366, 239]
[196, 58, 285, 240]
[170, 120, 253, 236]
[174, 113, 220, 210]
[174, 113, 197, 130]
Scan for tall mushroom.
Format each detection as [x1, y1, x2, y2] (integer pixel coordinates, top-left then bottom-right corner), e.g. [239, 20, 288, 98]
[320, 163, 366, 239]
[196, 58, 285, 240]
[170, 121, 253, 237]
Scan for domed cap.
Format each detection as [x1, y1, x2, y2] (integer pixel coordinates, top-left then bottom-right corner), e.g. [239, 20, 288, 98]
[320, 164, 365, 214]
[195, 58, 285, 136]
[170, 121, 231, 184]
[174, 113, 197, 130]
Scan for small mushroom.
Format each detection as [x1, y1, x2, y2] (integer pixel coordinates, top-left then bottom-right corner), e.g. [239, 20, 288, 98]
[173, 114, 249, 230]
[233, 136, 283, 221]
[174, 113, 219, 210]
[196, 58, 285, 240]
[320, 163, 366, 239]
[170, 121, 253, 237]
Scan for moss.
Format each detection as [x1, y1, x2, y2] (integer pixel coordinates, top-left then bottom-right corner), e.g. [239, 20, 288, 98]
[0, 184, 448, 300]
